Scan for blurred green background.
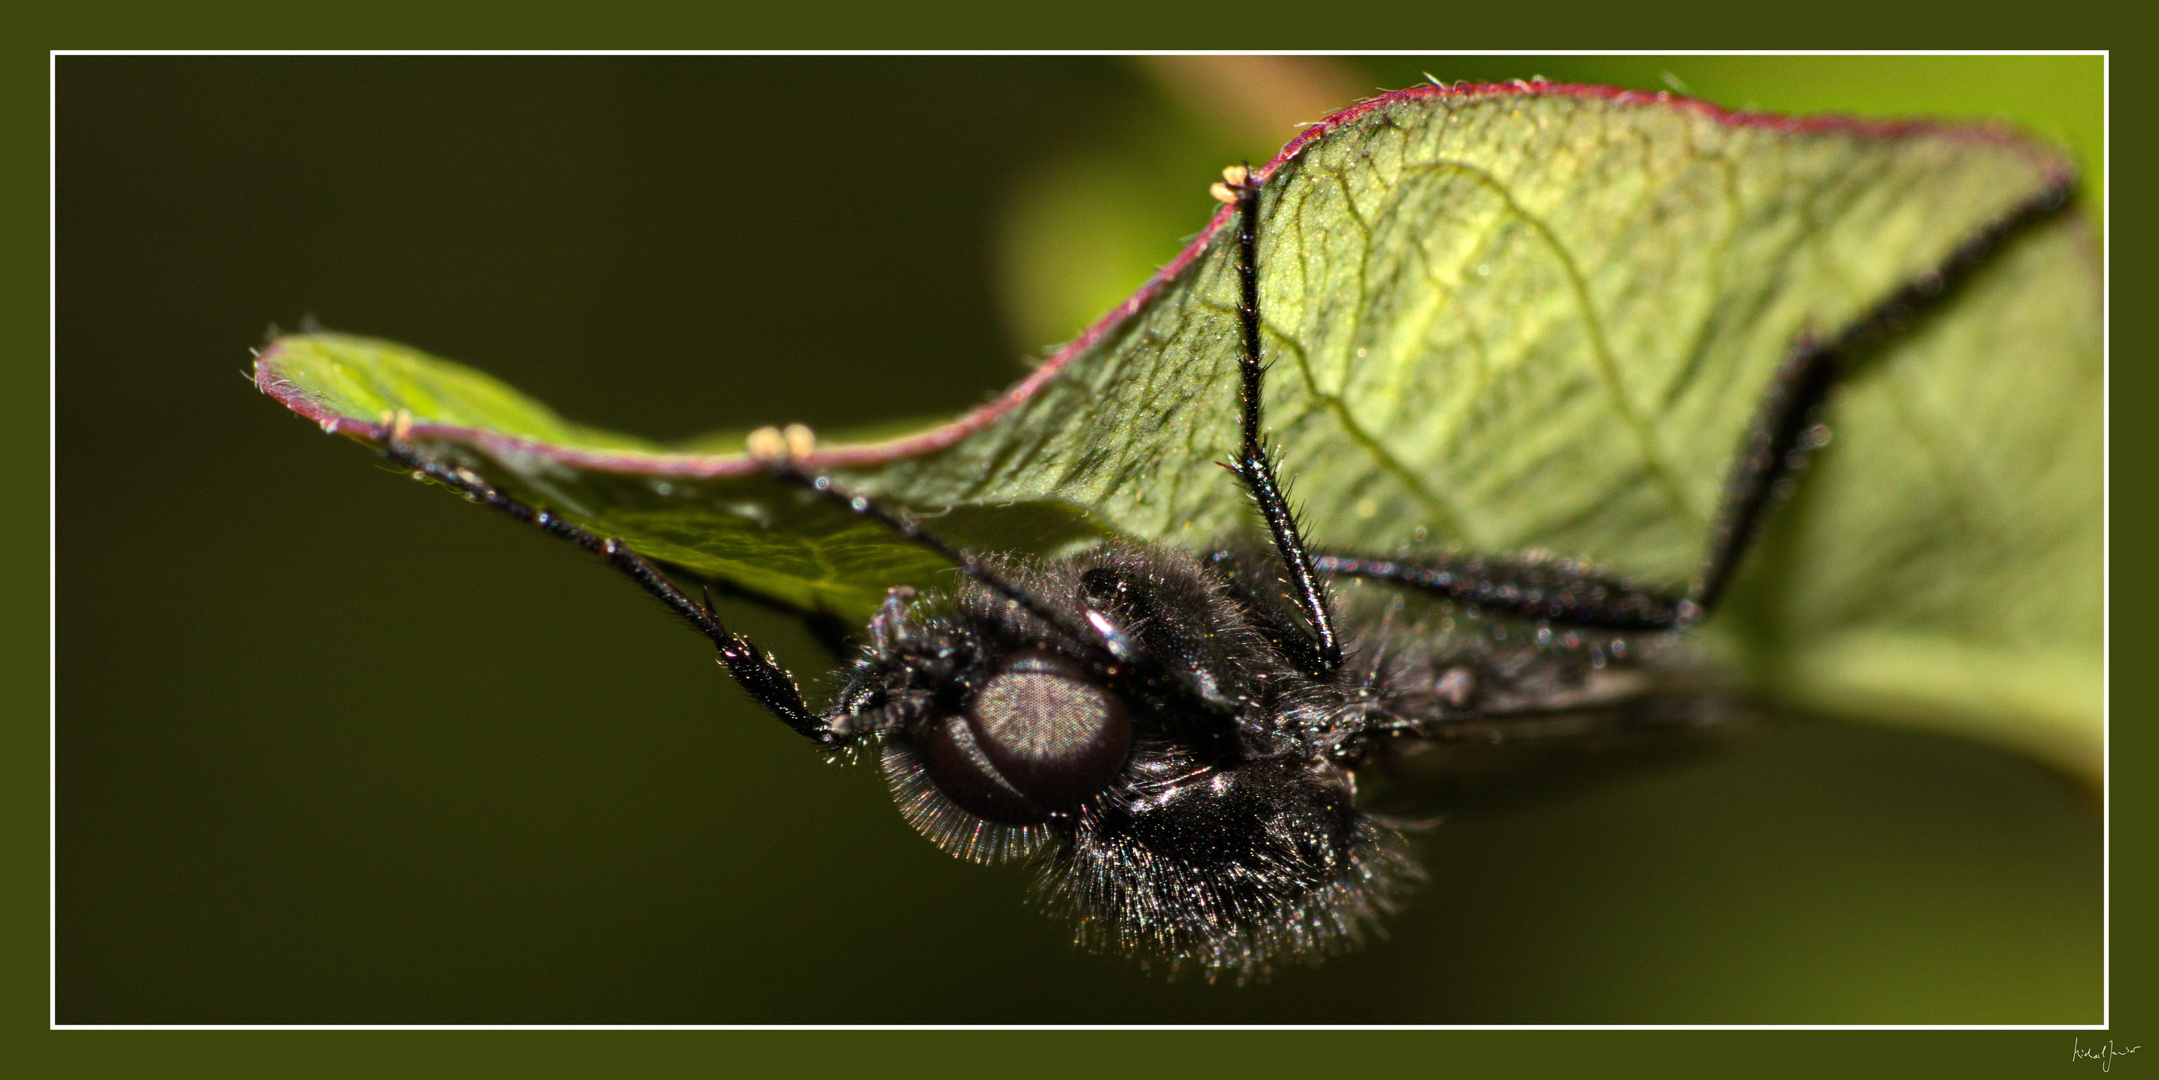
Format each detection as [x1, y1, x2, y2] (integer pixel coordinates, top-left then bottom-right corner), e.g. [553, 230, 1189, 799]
[56, 55, 2101, 1023]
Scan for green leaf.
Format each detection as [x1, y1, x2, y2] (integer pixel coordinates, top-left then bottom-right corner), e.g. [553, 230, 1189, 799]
[255, 84, 2101, 782]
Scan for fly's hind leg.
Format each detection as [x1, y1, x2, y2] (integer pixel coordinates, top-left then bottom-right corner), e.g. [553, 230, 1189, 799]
[1315, 175, 2078, 633]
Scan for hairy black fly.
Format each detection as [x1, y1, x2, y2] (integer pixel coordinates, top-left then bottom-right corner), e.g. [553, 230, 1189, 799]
[370, 163, 2071, 982]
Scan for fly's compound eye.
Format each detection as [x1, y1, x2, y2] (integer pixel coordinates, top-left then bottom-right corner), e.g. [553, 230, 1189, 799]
[922, 649, 1133, 824]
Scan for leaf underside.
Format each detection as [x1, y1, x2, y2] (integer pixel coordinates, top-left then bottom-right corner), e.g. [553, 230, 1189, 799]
[255, 84, 2102, 781]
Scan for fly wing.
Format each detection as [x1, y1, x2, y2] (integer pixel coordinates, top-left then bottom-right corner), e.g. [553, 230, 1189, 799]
[1359, 683, 1766, 820]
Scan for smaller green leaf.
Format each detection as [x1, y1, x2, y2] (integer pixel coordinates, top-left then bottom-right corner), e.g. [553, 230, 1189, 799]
[257, 333, 1110, 617]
